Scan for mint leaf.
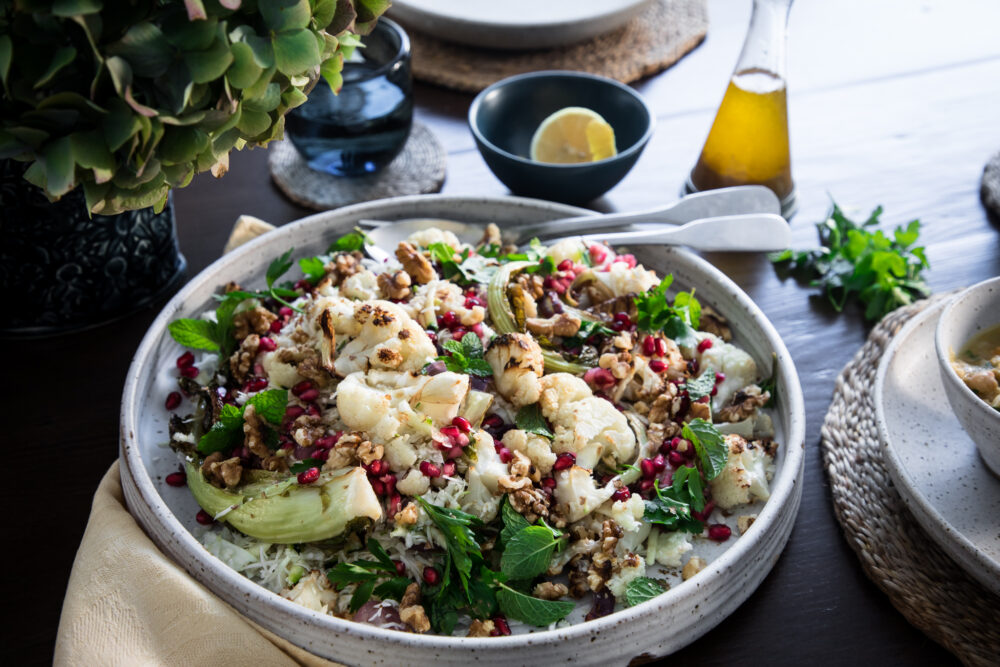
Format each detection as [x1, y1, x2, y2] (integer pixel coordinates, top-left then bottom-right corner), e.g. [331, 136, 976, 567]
[460, 332, 483, 358]
[328, 229, 368, 253]
[625, 577, 666, 607]
[245, 388, 289, 424]
[643, 466, 705, 533]
[168, 318, 219, 352]
[634, 276, 702, 347]
[682, 418, 727, 481]
[500, 526, 561, 581]
[437, 332, 492, 377]
[197, 404, 245, 455]
[684, 367, 715, 401]
[298, 256, 326, 284]
[496, 583, 574, 626]
[514, 403, 553, 439]
[500, 496, 531, 545]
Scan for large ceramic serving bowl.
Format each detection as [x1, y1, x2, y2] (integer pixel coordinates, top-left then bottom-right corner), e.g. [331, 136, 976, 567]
[120, 195, 805, 666]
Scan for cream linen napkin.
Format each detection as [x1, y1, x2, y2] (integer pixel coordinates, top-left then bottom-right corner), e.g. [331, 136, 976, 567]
[56, 216, 344, 666]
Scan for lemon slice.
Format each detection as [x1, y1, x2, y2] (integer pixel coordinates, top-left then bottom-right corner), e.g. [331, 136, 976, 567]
[529, 107, 617, 164]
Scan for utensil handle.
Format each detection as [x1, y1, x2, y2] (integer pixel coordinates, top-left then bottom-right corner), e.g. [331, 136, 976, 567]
[581, 214, 791, 252]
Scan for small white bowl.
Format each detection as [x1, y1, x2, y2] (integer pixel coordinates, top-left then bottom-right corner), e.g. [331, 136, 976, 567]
[935, 276, 1000, 476]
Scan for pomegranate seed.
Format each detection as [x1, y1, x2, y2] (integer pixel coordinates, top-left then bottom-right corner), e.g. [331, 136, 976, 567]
[315, 434, 340, 449]
[427, 331, 437, 343]
[492, 615, 511, 636]
[655, 338, 667, 356]
[451, 327, 467, 341]
[710, 385, 718, 397]
[652, 453, 666, 472]
[583, 367, 616, 389]
[420, 461, 441, 478]
[380, 474, 397, 495]
[388, 493, 402, 519]
[496, 446, 513, 464]
[306, 403, 321, 417]
[179, 366, 199, 378]
[464, 296, 484, 309]
[312, 448, 329, 462]
[541, 477, 556, 489]
[611, 487, 631, 502]
[708, 524, 732, 542]
[165, 391, 182, 410]
[557, 259, 574, 272]
[291, 380, 313, 396]
[446, 445, 465, 459]
[697, 338, 713, 353]
[649, 359, 667, 373]
[284, 405, 305, 421]
[165, 471, 186, 487]
[195, 509, 214, 525]
[715, 372, 726, 384]
[258, 337, 277, 352]
[616, 253, 637, 268]
[281, 442, 295, 451]
[176, 351, 195, 369]
[659, 441, 674, 455]
[668, 450, 686, 467]
[451, 416, 472, 433]
[439, 311, 459, 330]
[640, 458, 656, 479]
[366, 460, 387, 476]
[279, 306, 294, 319]
[244, 377, 268, 392]
[269, 319, 283, 333]
[639, 478, 655, 492]
[482, 414, 504, 429]
[423, 566, 440, 586]
[553, 452, 576, 471]
[442, 462, 456, 477]
[294, 279, 311, 291]
[297, 467, 320, 484]
[440, 425, 460, 440]
[371, 479, 386, 495]
[589, 245, 608, 264]
[642, 336, 657, 356]
[693, 500, 715, 523]
[298, 388, 320, 402]
[471, 322, 484, 336]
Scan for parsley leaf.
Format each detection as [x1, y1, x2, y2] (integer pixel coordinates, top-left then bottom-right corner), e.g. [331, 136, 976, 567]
[634, 276, 702, 348]
[437, 332, 493, 377]
[197, 389, 288, 455]
[328, 229, 369, 253]
[415, 497, 484, 598]
[770, 202, 930, 322]
[326, 541, 411, 613]
[496, 583, 574, 627]
[643, 465, 706, 533]
[683, 367, 715, 401]
[563, 319, 614, 348]
[298, 256, 326, 284]
[500, 526, 563, 581]
[514, 403, 554, 439]
[682, 418, 727, 481]
[625, 577, 667, 607]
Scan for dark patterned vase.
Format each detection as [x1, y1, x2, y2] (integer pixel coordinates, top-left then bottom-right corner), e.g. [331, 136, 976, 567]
[0, 160, 186, 336]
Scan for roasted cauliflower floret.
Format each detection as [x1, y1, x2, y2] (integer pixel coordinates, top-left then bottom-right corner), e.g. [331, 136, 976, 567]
[281, 571, 338, 614]
[485, 333, 545, 407]
[336, 371, 430, 444]
[606, 553, 646, 599]
[341, 270, 380, 300]
[411, 371, 470, 426]
[406, 228, 462, 250]
[404, 280, 486, 328]
[695, 333, 759, 410]
[502, 428, 557, 475]
[594, 261, 659, 296]
[544, 238, 587, 265]
[467, 430, 511, 494]
[645, 529, 693, 568]
[553, 465, 615, 522]
[709, 434, 777, 510]
[334, 301, 436, 376]
[538, 373, 636, 469]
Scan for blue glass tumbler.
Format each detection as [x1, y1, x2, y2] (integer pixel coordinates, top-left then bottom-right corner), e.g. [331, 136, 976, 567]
[287, 18, 413, 177]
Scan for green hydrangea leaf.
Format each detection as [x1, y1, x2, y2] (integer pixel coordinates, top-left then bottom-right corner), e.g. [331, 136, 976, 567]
[260, 0, 313, 31]
[41, 136, 75, 197]
[34, 46, 77, 89]
[273, 29, 320, 76]
[51, 0, 103, 16]
[227, 42, 263, 89]
[244, 82, 281, 112]
[109, 22, 172, 78]
[184, 32, 235, 84]
[236, 108, 271, 137]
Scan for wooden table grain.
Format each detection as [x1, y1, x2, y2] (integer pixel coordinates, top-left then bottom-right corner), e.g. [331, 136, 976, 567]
[8, 0, 1000, 664]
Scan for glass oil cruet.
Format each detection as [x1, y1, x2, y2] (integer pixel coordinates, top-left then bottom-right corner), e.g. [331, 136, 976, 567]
[687, 0, 796, 216]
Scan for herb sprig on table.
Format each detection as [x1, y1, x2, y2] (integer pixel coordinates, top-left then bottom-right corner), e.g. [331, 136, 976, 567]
[770, 202, 930, 321]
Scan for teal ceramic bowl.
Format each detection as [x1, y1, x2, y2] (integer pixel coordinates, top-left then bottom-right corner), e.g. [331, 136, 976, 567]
[468, 71, 654, 204]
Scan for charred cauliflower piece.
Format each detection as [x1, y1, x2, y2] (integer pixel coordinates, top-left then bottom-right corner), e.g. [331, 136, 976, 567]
[553, 465, 615, 523]
[334, 301, 436, 376]
[485, 333, 545, 407]
[709, 434, 777, 510]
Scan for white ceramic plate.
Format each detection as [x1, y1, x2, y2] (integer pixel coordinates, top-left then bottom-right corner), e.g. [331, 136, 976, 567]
[388, 0, 651, 50]
[875, 298, 1000, 595]
[120, 195, 805, 665]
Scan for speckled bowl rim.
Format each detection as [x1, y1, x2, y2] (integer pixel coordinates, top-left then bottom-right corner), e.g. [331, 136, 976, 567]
[874, 299, 1000, 595]
[467, 71, 656, 169]
[934, 276, 1000, 436]
[120, 194, 805, 659]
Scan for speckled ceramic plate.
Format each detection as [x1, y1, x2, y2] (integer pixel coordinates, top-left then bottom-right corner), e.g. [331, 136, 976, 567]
[875, 299, 1000, 595]
[120, 195, 805, 666]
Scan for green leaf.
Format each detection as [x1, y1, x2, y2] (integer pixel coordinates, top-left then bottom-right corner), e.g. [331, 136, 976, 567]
[624, 577, 666, 607]
[415, 497, 484, 599]
[41, 136, 75, 197]
[514, 403, 554, 439]
[184, 31, 235, 84]
[34, 46, 77, 89]
[167, 318, 220, 351]
[500, 496, 532, 545]
[236, 108, 271, 137]
[683, 367, 715, 401]
[267, 248, 295, 288]
[501, 526, 560, 581]
[496, 584, 574, 627]
[273, 29, 320, 76]
[51, 0, 104, 16]
[197, 404, 245, 455]
[299, 256, 326, 283]
[328, 229, 369, 252]
[682, 419, 727, 481]
[244, 389, 289, 424]
[227, 41, 263, 89]
[643, 465, 705, 533]
[349, 578, 376, 613]
[260, 0, 313, 31]
[109, 23, 173, 78]
[0, 35, 12, 91]
[159, 126, 210, 165]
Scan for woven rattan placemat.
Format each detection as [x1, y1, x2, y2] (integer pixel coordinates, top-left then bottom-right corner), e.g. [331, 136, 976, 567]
[821, 295, 1000, 666]
[268, 122, 445, 211]
[402, 0, 708, 93]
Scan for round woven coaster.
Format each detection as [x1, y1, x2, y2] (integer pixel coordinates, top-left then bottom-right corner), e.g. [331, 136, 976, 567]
[403, 0, 708, 93]
[268, 122, 446, 211]
[821, 294, 1000, 667]
[981, 150, 1000, 219]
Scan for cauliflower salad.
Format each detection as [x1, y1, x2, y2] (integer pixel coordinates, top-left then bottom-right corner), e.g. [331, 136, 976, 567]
[162, 225, 780, 636]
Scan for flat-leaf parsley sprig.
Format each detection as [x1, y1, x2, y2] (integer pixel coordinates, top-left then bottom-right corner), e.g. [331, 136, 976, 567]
[770, 202, 930, 322]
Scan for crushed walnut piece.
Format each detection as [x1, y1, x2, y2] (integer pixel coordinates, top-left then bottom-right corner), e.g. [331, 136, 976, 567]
[532, 581, 569, 601]
[396, 241, 435, 284]
[243, 404, 288, 472]
[467, 619, 496, 637]
[688, 399, 711, 421]
[393, 502, 419, 526]
[716, 384, 770, 423]
[378, 270, 412, 300]
[229, 333, 260, 383]
[682, 556, 707, 581]
[316, 251, 364, 290]
[201, 451, 243, 489]
[232, 307, 277, 341]
[508, 486, 550, 524]
[526, 312, 582, 338]
[737, 514, 758, 535]
[399, 583, 430, 633]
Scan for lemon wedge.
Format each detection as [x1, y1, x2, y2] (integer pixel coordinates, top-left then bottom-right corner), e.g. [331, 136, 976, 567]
[529, 107, 617, 164]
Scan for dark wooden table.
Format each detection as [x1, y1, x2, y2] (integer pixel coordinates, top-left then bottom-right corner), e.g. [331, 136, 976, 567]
[8, 0, 1000, 664]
